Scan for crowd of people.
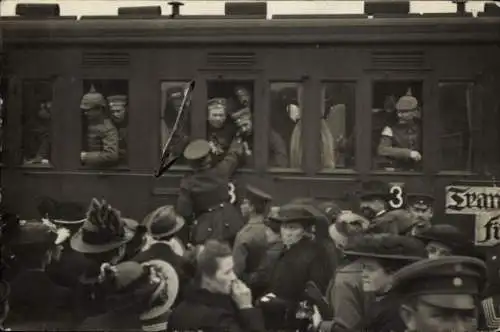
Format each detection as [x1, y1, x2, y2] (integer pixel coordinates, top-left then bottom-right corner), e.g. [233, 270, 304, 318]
[0, 135, 499, 332]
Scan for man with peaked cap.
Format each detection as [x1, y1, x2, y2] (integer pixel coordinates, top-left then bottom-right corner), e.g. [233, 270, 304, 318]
[176, 138, 245, 246]
[4, 221, 75, 330]
[377, 91, 422, 171]
[233, 185, 273, 283]
[78, 260, 179, 332]
[80, 86, 119, 167]
[406, 193, 434, 234]
[391, 256, 486, 332]
[107, 95, 128, 163]
[312, 233, 427, 332]
[206, 97, 238, 164]
[0, 281, 9, 332]
[257, 204, 332, 330]
[70, 198, 138, 320]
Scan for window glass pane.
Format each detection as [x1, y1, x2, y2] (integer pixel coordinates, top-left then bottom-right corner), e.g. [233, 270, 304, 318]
[438, 82, 475, 171]
[160, 81, 192, 166]
[0, 79, 7, 164]
[21, 80, 53, 166]
[322, 82, 356, 169]
[81, 80, 128, 168]
[207, 81, 254, 167]
[269, 82, 301, 168]
[372, 81, 423, 171]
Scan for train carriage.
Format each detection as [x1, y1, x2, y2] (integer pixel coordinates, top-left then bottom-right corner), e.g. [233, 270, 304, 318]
[1, 1, 500, 244]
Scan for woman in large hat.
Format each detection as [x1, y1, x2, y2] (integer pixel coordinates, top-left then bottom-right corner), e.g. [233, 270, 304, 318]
[70, 198, 138, 320]
[78, 260, 179, 332]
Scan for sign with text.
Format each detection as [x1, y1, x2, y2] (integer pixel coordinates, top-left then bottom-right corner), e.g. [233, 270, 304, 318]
[474, 211, 500, 246]
[445, 186, 500, 215]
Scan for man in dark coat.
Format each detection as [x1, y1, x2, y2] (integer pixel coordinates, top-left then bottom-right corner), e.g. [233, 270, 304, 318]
[176, 139, 245, 246]
[257, 204, 333, 330]
[168, 240, 266, 332]
[107, 95, 128, 164]
[312, 233, 427, 332]
[80, 86, 119, 167]
[392, 256, 486, 332]
[4, 221, 75, 330]
[233, 185, 273, 283]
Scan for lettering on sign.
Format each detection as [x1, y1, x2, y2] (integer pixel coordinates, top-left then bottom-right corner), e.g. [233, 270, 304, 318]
[474, 211, 500, 246]
[445, 186, 500, 215]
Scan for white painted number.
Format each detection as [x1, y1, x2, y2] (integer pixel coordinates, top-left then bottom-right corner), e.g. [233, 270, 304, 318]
[228, 182, 237, 204]
[389, 185, 404, 209]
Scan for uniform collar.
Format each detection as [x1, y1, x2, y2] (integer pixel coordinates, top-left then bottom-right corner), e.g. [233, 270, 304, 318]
[247, 215, 264, 224]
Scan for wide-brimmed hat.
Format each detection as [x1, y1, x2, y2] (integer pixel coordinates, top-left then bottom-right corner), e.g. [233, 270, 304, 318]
[344, 233, 427, 262]
[100, 260, 179, 320]
[143, 206, 185, 240]
[414, 224, 474, 256]
[268, 204, 317, 227]
[70, 198, 136, 254]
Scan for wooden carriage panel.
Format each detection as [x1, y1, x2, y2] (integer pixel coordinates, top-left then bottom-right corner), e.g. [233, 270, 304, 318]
[430, 46, 495, 79]
[261, 47, 318, 79]
[317, 46, 368, 78]
[7, 49, 62, 78]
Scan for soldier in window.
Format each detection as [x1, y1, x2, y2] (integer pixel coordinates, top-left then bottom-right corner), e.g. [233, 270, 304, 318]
[80, 86, 119, 167]
[107, 95, 128, 164]
[24, 101, 51, 165]
[377, 92, 422, 171]
[206, 98, 237, 164]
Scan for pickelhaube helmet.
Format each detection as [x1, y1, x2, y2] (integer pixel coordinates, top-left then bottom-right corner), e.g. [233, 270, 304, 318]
[80, 85, 106, 110]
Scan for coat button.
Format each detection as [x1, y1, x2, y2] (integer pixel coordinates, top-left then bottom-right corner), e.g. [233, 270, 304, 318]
[208, 227, 213, 232]
[224, 223, 229, 227]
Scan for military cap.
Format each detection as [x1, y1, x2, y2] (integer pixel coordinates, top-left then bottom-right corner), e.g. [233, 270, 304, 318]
[107, 95, 127, 107]
[143, 205, 185, 240]
[246, 184, 272, 204]
[390, 256, 487, 310]
[359, 180, 391, 201]
[344, 233, 427, 261]
[207, 98, 227, 110]
[415, 224, 473, 256]
[395, 95, 418, 112]
[80, 86, 106, 110]
[407, 193, 434, 208]
[167, 86, 184, 100]
[9, 221, 58, 248]
[38, 197, 87, 226]
[269, 204, 317, 225]
[183, 139, 211, 161]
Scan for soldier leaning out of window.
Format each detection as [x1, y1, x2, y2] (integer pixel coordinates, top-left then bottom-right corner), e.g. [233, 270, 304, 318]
[80, 86, 119, 167]
[24, 101, 52, 165]
[377, 93, 422, 171]
[107, 95, 128, 164]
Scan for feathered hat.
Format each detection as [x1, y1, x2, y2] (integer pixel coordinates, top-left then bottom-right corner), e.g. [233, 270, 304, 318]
[70, 198, 136, 254]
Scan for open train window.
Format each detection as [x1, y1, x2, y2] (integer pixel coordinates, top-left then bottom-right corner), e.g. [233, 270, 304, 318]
[269, 82, 303, 169]
[21, 80, 54, 167]
[80, 79, 128, 168]
[438, 82, 475, 171]
[0, 79, 7, 165]
[321, 82, 356, 171]
[206, 80, 254, 168]
[372, 81, 423, 172]
[160, 81, 192, 167]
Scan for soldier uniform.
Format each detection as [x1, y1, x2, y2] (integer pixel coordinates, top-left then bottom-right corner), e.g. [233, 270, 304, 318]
[390, 256, 486, 332]
[80, 88, 119, 167]
[406, 193, 434, 234]
[377, 95, 422, 171]
[206, 98, 237, 164]
[176, 139, 245, 246]
[233, 185, 273, 282]
[107, 95, 128, 163]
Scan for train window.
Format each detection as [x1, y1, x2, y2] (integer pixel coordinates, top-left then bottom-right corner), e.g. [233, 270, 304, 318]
[0, 79, 7, 165]
[438, 82, 475, 171]
[206, 81, 254, 167]
[160, 81, 192, 166]
[372, 81, 423, 172]
[269, 82, 302, 169]
[321, 82, 356, 170]
[81, 79, 128, 168]
[21, 80, 53, 166]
